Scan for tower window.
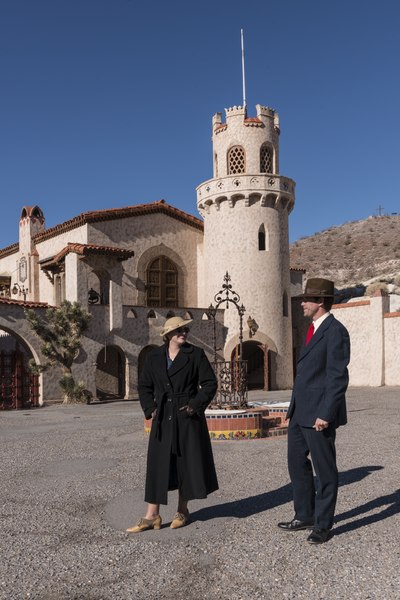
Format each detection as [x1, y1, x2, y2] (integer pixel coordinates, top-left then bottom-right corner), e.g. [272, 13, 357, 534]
[228, 146, 245, 174]
[258, 224, 268, 251]
[146, 256, 178, 307]
[260, 144, 273, 173]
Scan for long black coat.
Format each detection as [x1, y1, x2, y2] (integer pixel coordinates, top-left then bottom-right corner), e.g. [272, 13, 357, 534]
[138, 342, 219, 505]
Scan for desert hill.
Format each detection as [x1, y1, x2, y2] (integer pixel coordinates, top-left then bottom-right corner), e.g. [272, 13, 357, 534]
[289, 215, 400, 290]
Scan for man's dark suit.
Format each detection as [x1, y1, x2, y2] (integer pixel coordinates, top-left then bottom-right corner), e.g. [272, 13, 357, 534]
[287, 314, 350, 529]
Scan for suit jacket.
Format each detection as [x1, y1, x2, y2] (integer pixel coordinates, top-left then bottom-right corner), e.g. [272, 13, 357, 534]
[287, 314, 350, 428]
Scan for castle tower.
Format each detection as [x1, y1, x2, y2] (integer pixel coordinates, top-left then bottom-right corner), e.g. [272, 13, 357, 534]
[197, 104, 295, 389]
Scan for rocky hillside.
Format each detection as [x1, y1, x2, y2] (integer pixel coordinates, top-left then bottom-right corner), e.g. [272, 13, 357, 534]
[290, 215, 400, 289]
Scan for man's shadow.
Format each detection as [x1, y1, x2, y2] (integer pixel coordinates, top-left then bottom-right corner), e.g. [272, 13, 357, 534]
[191, 465, 398, 531]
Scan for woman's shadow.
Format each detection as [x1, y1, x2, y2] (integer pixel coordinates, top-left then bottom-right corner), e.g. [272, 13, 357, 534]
[190, 465, 399, 533]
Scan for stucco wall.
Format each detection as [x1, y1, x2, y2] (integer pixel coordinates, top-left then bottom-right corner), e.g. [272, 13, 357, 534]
[332, 295, 400, 387]
[383, 312, 400, 385]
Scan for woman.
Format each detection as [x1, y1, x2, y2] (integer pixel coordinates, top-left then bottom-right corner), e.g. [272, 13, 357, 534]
[127, 316, 219, 532]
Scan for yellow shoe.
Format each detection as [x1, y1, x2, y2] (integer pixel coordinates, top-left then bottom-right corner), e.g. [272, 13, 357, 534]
[170, 512, 189, 529]
[126, 515, 162, 533]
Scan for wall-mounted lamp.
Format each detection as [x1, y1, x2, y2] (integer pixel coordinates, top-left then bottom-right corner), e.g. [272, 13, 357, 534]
[12, 283, 28, 301]
[88, 288, 101, 304]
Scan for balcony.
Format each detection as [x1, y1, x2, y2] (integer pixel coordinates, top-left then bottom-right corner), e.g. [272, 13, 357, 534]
[197, 174, 295, 215]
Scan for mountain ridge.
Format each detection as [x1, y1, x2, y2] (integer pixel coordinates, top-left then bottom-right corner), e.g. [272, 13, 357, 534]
[289, 214, 400, 289]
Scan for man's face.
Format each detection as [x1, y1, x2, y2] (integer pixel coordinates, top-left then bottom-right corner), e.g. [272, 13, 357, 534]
[301, 297, 323, 320]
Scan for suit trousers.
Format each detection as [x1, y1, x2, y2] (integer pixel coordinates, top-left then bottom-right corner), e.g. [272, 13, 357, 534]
[288, 413, 338, 529]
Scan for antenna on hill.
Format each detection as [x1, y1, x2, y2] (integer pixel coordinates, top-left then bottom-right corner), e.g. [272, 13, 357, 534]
[241, 29, 247, 110]
[376, 204, 385, 216]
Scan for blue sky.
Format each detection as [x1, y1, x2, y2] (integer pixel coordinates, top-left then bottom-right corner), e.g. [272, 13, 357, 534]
[1, 0, 399, 249]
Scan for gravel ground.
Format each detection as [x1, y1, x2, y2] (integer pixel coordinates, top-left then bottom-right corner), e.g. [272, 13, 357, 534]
[0, 387, 399, 600]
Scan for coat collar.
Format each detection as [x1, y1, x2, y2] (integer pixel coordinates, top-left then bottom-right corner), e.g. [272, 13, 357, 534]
[167, 343, 194, 377]
[152, 343, 194, 378]
[298, 314, 334, 361]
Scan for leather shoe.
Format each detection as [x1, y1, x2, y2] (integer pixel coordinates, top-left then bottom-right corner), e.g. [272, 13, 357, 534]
[278, 519, 314, 531]
[307, 528, 333, 544]
[170, 512, 189, 529]
[126, 515, 162, 533]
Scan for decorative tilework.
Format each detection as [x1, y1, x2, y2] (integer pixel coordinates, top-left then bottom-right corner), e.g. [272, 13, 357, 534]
[144, 407, 289, 440]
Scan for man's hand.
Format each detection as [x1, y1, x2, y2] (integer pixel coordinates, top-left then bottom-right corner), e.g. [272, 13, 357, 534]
[313, 418, 329, 431]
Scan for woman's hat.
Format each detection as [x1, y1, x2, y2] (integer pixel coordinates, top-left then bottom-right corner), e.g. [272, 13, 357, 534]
[300, 277, 335, 298]
[160, 316, 193, 337]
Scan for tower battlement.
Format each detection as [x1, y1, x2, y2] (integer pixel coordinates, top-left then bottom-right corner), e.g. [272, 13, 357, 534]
[212, 104, 279, 131]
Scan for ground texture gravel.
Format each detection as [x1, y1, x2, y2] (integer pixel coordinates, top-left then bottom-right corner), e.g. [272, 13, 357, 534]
[0, 387, 399, 600]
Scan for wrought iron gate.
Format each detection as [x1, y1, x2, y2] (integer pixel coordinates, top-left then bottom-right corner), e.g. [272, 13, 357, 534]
[0, 350, 39, 410]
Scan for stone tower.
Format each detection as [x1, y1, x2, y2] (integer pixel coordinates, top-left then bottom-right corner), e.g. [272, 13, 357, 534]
[197, 104, 295, 389]
[15, 205, 45, 302]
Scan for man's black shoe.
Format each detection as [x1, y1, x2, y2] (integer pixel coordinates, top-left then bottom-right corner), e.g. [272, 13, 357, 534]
[307, 528, 333, 544]
[277, 519, 314, 531]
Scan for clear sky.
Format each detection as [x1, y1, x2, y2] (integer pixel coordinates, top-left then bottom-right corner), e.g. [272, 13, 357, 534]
[1, 0, 399, 249]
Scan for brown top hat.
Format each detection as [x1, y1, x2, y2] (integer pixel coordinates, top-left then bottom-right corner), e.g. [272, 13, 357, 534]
[301, 277, 335, 298]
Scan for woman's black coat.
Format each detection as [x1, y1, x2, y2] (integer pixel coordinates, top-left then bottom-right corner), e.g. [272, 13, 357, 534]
[138, 342, 219, 505]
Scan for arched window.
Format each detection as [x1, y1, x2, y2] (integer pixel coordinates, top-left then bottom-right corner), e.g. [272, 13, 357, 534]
[258, 224, 268, 251]
[260, 144, 273, 173]
[146, 256, 178, 307]
[228, 146, 245, 174]
[258, 226, 266, 251]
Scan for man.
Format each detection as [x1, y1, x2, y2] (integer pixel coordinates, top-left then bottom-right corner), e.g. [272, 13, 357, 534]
[278, 278, 350, 544]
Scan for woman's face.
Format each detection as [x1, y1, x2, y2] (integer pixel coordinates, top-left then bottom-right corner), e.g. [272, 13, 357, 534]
[169, 326, 190, 346]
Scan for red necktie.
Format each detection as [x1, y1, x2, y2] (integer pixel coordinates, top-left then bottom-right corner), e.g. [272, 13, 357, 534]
[306, 323, 314, 345]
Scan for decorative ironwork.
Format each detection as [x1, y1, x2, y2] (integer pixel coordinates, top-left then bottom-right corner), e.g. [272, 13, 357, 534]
[207, 272, 248, 408]
[12, 283, 28, 301]
[0, 350, 39, 410]
[212, 360, 248, 408]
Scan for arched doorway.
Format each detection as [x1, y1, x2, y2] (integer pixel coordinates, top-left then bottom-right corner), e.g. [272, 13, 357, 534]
[0, 329, 39, 409]
[95, 345, 126, 400]
[231, 341, 268, 390]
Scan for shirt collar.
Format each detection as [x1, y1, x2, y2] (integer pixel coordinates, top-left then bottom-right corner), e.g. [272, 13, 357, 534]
[313, 311, 330, 333]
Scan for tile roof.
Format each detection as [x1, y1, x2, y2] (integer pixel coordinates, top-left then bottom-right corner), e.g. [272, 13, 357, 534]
[0, 242, 19, 259]
[244, 117, 264, 127]
[0, 297, 49, 308]
[40, 243, 135, 269]
[33, 200, 204, 243]
[0, 201, 204, 255]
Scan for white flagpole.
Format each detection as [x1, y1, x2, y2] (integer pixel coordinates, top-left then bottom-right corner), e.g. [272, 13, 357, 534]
[241, 29, 247, 109]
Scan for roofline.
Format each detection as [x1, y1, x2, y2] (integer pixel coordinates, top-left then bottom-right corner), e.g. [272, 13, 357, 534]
[33, 200, 204, 244]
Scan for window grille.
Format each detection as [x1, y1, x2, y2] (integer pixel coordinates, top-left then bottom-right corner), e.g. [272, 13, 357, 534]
[228, 146, 245, 174]
[260, 145, 273, 173]
[146, 256, 178, 307]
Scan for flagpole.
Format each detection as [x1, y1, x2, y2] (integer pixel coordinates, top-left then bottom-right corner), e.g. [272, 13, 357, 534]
[241, 28, 247, 110]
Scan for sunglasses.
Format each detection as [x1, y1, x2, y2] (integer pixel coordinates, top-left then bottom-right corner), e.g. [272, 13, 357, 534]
[174, 327, 190, 334]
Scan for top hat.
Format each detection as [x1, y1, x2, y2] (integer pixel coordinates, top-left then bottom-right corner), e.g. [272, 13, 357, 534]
[300, 277, 335, 298]
[160, 316, 193, 337]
